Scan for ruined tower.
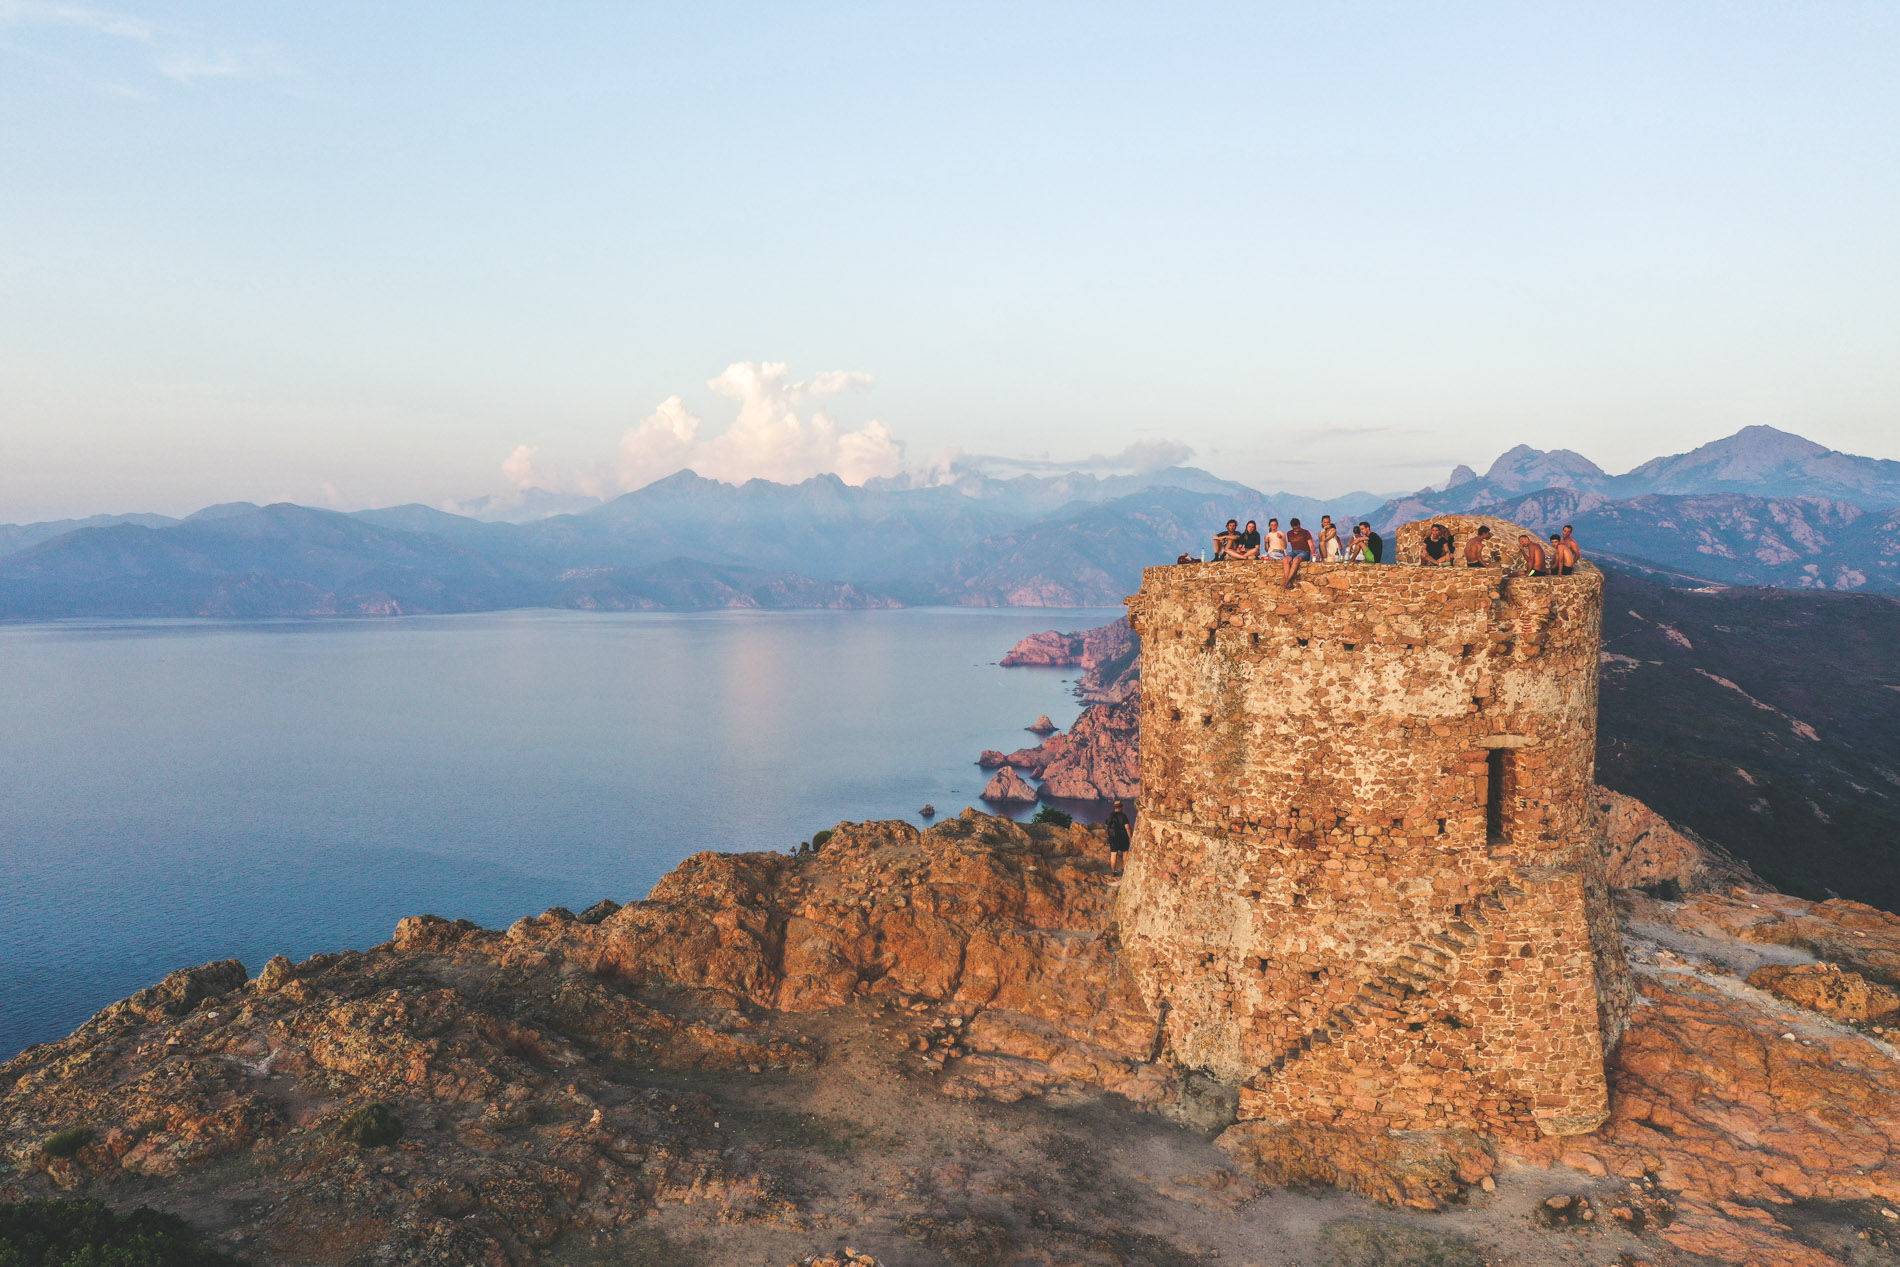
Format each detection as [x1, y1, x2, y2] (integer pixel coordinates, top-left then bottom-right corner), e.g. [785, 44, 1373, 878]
[1120, 515, 1630, 1139]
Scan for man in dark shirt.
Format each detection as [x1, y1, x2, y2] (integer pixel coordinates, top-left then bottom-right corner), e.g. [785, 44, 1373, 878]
[1420, 523, 1455, 566]
[1358, 522, 1384, 564]
[1232, 520, 1262, 560]
[1214, 519, 1239, 559]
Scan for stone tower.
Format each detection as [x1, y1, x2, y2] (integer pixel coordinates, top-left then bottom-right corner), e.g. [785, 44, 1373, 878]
[1120, 514, 1630, 1139]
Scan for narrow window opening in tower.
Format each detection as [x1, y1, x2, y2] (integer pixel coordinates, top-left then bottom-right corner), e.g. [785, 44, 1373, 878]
[1485, 749, 1508, 843]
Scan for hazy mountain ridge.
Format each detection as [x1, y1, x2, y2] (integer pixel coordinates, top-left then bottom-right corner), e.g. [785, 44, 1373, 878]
[0, 504, 891, 617]
[5, 428, 1898, 617]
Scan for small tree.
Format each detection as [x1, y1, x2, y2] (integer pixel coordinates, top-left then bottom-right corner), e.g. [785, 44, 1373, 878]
[1030, 806, 1073, 828]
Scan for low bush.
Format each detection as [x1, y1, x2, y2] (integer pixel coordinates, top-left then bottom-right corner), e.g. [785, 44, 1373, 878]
[338, 1102, 403, 1148]
[0, 1198, 249, 1266]
[1030, 806, 1073, 828]
[810, 829, 834, 851]
[37, 1130, 92, 1161]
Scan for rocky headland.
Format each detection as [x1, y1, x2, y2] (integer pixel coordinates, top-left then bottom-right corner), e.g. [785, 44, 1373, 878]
[12, 804, 1900, 1264]
[978, 620, 1140, 805]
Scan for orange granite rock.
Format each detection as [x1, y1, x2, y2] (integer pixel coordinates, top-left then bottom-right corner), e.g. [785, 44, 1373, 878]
[1748, 962, 1900, 1024]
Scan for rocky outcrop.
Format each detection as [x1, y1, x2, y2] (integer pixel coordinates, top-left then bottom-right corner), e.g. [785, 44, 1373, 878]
[18, 804, 1900, 1262]
[998, 630, 1082, 667]
[984, 619, 1142, 803]
[1, 815, 1170, 1265]
[1026, 714, 1056, 734]
[1595, 786, 1757, 894]
[1033, 700, 1138, 801]
[999, 620, 1137, 680]
[1747, 962, 1900, 1023]
[979, 767, 1037, 805]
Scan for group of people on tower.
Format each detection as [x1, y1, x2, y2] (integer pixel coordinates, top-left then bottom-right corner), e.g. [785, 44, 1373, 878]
[1416, 522, 1584, 575]
[1198, 515, 1384, 588]
[1200, 516, 1583, 584]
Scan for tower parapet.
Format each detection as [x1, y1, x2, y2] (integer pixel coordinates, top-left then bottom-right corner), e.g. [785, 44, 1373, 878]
[1120, 515, 1630, 1139]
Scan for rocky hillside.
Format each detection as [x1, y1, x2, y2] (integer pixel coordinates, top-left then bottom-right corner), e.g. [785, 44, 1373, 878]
[11, 807, 1900, 1265]
[1597, 570, 1900, 908]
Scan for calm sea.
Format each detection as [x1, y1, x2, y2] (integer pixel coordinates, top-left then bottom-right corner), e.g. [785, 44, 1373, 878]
[0, 607, 1120, 1058]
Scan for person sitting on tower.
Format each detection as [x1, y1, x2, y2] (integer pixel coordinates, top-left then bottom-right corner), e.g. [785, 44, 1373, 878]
[1420, 523, 1456, 567]
[1213, 519, 1240, 559]
[1556, 525, 1582, 575]
[1282, 517, 1314, 588]
[1232, 519, 1262, 560]
[1464, 524, 1492, 566]
[1517, 533, 1552, 576]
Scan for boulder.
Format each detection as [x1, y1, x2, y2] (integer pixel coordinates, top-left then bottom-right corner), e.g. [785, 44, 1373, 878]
[1747, 962, 1900, 1023]
[981, 767, 1038, 805]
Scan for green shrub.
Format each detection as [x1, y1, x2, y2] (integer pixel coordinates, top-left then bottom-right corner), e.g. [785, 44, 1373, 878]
[338, 1102, 403, 1148]
[37, 1129, 93, 1161]
[809, 829, 834, 851]
[1030, 806, 1073, 828]
[0, 1198, 250, 1266]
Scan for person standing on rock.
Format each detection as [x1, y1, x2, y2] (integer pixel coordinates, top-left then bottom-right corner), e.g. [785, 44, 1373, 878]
[1105, 801, 1132, 876]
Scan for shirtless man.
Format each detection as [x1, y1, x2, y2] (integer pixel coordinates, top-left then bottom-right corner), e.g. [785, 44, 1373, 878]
[1463, 524, 1491, 566]
[1557, 525, 1582, 575]
[1283, 517, 1315, 588]
[1213, 519, 1239, 560]
[1517, 533, 1551, 576]
[1232, 519, 1262, 560]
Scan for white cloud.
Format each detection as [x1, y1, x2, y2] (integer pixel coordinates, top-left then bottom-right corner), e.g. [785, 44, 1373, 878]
[692, 361, 903, 487]
[501, 443, 543, 490]
[498, 363, 1201, 499]
[617, 396, 701, 491]
[502, 361, 905, 495]
[0, 0, 287, 86]
[0, 0, 153, 41]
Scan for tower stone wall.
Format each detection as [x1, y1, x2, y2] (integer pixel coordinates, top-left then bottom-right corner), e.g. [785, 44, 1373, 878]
[1119, 515, 1631, 1139]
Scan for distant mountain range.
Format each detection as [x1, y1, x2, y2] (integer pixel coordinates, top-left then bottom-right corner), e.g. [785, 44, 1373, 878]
[3, 427, 1897, 617]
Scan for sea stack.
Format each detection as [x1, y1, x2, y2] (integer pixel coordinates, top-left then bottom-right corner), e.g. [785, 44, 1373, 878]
[981, 767, 1038, 805]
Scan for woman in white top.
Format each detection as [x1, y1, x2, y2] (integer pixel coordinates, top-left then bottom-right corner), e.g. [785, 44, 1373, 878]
[1318, 516, 1344, 562]
[1262, 518, 1289, 559]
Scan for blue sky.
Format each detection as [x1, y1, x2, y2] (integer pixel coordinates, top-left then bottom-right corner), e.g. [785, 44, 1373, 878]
[3, 2, 1897, 520]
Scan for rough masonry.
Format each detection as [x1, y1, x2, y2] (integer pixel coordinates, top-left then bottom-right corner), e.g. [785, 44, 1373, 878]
[1119, 513, 1632, 1140]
